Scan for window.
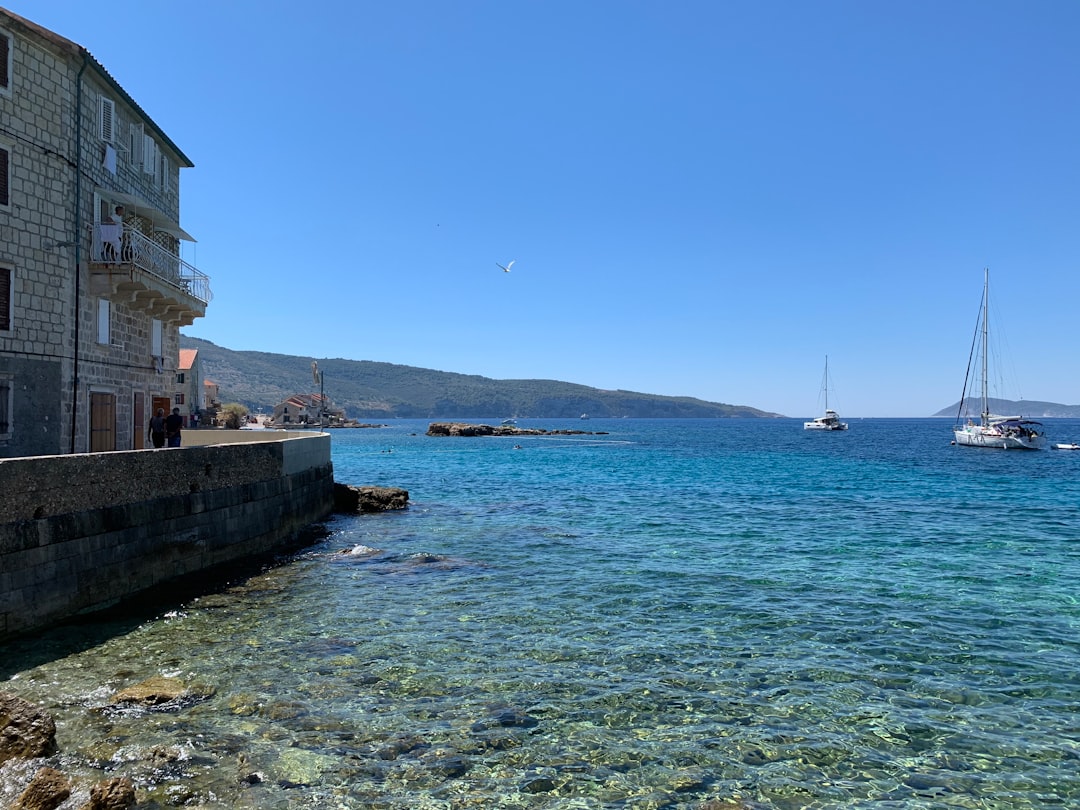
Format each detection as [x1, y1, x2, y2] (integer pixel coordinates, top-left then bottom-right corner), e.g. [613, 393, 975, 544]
[176, 372, 185, 384]
[0, 376, 11, 437]
[174, 393, 185, 405]
[0, 142, 9, 208]
[0, 265, 10, 332]
[151, 318, 162, 356]
[0, 27, 11, 97]
[97, 298, 110, 344]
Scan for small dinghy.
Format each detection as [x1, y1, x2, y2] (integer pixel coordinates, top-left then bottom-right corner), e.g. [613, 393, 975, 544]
[1052, 443, 1080, 450]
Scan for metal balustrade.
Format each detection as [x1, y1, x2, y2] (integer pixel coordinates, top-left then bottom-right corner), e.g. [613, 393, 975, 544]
[92, 224, 212, 305]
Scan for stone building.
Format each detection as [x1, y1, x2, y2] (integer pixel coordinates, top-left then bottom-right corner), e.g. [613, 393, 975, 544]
[0, 8, 210, 457]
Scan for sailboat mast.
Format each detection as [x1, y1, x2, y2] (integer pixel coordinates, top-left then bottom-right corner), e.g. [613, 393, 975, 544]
[824, 355, 829, 411]
[981, 268, 989, 422]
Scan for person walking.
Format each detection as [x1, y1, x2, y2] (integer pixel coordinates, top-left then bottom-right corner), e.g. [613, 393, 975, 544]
[148, 408, 166, 448]
[165, 407, 183, 447]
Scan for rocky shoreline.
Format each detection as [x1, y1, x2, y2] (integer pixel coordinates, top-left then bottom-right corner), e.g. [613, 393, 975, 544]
[426, 422, 609, 437]
[333, 483, 409, 512]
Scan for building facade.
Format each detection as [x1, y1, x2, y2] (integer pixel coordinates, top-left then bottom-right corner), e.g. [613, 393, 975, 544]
[0, 8, 209, 457]
[177, 348, 205, 426]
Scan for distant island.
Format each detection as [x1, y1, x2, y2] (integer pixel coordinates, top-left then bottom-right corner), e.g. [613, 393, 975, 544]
[180, 336, 783, 420]
[934, 398, 1080, 419]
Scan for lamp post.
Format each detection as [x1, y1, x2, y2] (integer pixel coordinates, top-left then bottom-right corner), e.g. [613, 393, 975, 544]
[312, 361, 326, 426]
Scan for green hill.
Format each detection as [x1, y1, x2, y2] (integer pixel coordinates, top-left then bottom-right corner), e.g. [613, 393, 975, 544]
[934, 398, 1080, 419]
[180, 335, 781, 419]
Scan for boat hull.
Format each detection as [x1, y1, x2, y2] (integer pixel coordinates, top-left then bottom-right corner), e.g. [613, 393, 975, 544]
[953, 427, 1045, 450]
[804, 409, 848, 430]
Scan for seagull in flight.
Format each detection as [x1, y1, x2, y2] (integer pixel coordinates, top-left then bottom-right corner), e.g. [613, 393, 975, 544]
[497, 260, 515, 273]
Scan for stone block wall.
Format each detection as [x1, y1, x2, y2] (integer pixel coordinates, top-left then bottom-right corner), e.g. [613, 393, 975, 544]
[0, 432, 334, 642]
[0, 15, 78, 458]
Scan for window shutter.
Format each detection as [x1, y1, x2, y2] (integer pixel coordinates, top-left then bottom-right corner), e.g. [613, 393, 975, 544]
[0, 267, 10, 331]
[97, 298, 110, 344]
[143, 134, 158, 178]
[0, 31, 10, 92]
[99, 98, 115, 142]
[0, 379, 10, 434]
[130, 123, 144, 167]
[0, 145, 8, 207]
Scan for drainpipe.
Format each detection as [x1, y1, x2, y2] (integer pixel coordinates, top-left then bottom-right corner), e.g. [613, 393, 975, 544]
[70, 53, 89, 453]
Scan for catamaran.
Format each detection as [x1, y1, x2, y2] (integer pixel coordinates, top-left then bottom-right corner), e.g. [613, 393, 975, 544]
[804, 356, 848, 431]
[953, 269, 1045, 450]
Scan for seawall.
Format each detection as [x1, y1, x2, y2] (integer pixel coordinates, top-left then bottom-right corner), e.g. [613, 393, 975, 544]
[0, 431, 334, 643]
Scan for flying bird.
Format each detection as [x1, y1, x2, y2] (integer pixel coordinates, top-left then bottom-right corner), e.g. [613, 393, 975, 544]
[497, 260, 515, 273]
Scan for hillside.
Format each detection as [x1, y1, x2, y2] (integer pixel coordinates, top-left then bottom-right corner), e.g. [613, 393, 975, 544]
[180, 336, 781, 419]
[934, 398, 1080, 419]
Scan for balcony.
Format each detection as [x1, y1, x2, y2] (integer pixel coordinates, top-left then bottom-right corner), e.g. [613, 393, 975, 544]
[89, 224, 212, 326]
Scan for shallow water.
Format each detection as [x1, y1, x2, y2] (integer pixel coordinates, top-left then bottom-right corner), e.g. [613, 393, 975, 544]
[3, 418, 1080, 808]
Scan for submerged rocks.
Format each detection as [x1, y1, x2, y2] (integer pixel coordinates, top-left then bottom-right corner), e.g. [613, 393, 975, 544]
[333, 484, 409, 513]
[109, 676, 214, 709]
[12, 766, 69, 810]
[0, 692, 58, 765]
[427, 422, 607, 437]
[83, 777, 136, 810]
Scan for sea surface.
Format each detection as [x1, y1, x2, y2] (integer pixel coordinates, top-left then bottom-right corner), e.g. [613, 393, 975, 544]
[2, 418, 1080, 809]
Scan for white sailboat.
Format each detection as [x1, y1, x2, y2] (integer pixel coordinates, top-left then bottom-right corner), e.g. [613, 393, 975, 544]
[804, 356, 848, 431]
[953, 269, 1045, 450]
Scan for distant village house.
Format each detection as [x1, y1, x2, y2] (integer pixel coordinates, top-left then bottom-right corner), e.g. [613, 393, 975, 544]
[272, 393, 345, 426]
[177, 349, 205, 426]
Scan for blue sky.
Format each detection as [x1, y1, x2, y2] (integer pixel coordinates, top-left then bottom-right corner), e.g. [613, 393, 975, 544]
[15, 1, 1080, 416]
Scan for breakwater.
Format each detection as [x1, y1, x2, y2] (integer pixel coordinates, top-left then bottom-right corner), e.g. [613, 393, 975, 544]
[0, 431, 334, 643]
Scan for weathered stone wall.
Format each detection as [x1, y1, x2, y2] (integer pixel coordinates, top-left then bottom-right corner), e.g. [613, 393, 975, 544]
[0, 432, 334, 642]
[0, 14, 78, 458]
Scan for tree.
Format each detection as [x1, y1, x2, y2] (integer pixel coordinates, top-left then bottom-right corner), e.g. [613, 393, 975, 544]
[221, 402, 249, 430]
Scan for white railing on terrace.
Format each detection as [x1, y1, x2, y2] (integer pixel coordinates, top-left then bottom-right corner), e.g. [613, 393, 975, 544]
[92, 224, 212, 305]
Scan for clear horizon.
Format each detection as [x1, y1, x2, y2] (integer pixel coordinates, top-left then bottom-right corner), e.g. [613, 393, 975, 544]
[182, 335, 1077, 420]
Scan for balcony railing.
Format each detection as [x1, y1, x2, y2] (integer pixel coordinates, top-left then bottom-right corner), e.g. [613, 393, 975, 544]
[92, 224, 212, 305]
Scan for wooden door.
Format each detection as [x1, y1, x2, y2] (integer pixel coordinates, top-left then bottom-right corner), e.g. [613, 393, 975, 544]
[133, 392, 145, 450]
[89, 392, 116, 452]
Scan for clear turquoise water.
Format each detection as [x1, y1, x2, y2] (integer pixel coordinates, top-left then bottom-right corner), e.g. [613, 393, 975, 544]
[3, 418, 1080, 809]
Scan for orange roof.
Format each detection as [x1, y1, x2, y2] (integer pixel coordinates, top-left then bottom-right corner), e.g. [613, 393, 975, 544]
[178, 349, 198, 370]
